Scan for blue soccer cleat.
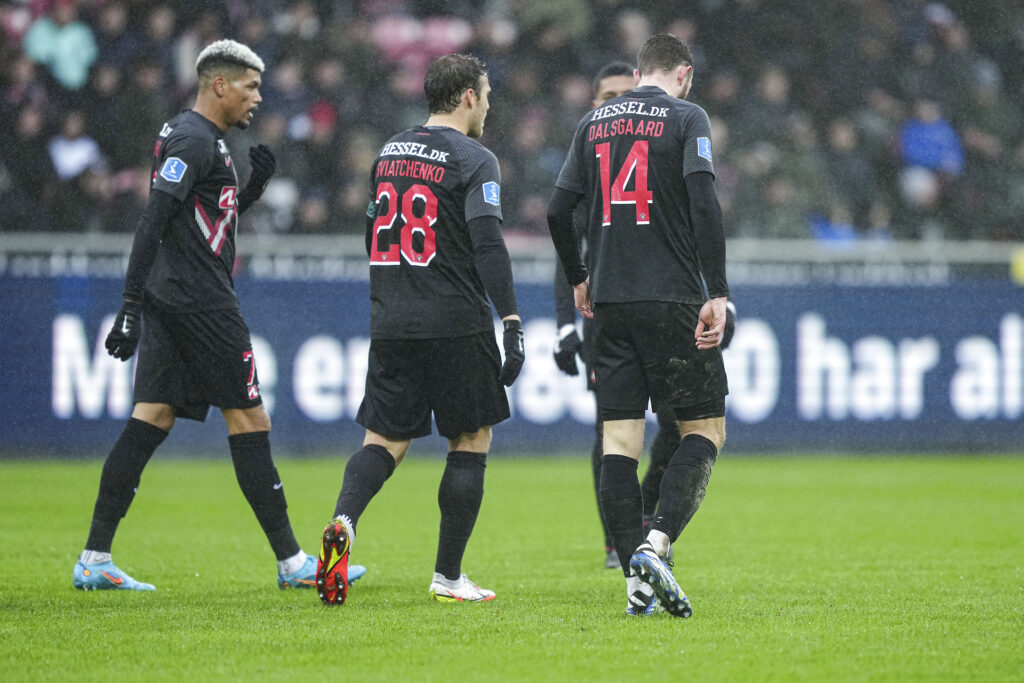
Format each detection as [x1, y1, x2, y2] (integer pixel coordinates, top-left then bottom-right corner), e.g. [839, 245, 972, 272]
[73, 560, 156, 591]
[629, 542, 692, 618]
[278, 552, 367, 589]
[278, 553, 318, 589]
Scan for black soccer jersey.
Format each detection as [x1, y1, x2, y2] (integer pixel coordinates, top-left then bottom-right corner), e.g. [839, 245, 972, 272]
[146, 110, 241, 310]
[367, 125, 503, 339]
[556, 85, 716, 305]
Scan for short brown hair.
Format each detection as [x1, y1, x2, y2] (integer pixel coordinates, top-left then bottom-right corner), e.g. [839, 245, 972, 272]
[637, 34, 693, 76]
[424, 54, 487, 114]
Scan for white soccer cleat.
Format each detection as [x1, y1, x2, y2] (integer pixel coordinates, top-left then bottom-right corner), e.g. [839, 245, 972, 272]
[428, 572, 496, 603]
[629, 541, 692, 618]
[625, 575, 662, 616]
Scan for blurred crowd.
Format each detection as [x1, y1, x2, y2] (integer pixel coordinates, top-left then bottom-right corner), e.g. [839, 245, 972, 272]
[1, 0, 1023, 241]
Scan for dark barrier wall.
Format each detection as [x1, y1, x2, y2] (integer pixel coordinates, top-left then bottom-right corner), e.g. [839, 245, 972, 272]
[1, 275, 1021, 454]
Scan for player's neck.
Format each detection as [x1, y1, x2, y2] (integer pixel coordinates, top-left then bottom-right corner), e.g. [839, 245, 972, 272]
[424, 112, 468, 136]
[637, 76, 679, 98]
[192, 94, 229, 132]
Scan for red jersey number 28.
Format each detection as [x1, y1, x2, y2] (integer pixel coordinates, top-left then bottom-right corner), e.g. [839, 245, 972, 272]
[595, 140, 653, 227]
[369, 182, 438, 267]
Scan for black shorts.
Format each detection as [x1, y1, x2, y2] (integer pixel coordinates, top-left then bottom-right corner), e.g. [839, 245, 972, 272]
[357, 331, 510, 440]
[133, 298, 262, 421]
[581, 317, 597, 392]
[592, 301, 728, 421]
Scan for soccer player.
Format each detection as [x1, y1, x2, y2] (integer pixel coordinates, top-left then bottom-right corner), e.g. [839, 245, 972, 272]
[315, 54, 524, 607]
[72, 39, 365, 592]
[553, 62, 737, 571]
[553, 61, 636, 571]
[548, 35, 729, 617]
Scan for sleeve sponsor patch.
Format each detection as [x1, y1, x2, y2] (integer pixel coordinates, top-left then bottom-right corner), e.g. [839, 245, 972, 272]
[697, 137, 712, 162]
[159, 157, 188, 183]
[482, 181, 500, 206]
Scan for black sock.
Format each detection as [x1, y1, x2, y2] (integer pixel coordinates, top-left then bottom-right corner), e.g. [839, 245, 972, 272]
[599, 454, 644, 577]
[228, 431, 298, 561]
[85, 418, 168, 553]
[641, 411, 681, 516]
[651, 434, 718, 542]
[435, 451, 486, 581]
[590, 421, 613, 550]
[333, 444, 396, 530]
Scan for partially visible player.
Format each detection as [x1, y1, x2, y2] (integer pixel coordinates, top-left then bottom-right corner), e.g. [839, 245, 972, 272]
[553, 62, 735, 570]
[315, 53, 523, 607]
[553, 61, 636, 571]
[548, 35, 729, 617]
[72, 39, 365, 592]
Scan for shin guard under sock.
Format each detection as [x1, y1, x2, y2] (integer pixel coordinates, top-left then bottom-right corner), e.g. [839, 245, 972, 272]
[435, 451, 486, 581]
[333, 444, 396, 530]
[651, 434, 718, 542]
[229, 431, 299, 561]
[598, 454, 644, 577]
[85, 418, 168, 553]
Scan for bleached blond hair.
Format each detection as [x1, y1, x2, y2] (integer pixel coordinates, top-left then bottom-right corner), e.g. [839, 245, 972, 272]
[195, 39, 264, 76]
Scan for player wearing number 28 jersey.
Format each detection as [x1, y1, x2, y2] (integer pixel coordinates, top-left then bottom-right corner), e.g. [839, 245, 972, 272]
[315, 54, 524, 608]
[367, 123, 505, 339]
[548, 35, 729, 617]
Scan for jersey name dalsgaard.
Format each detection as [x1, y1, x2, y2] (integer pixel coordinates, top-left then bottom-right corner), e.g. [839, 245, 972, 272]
[146, 110, 240, 311]
[367, 126, 502, 339]
[556, 86, 716, 306]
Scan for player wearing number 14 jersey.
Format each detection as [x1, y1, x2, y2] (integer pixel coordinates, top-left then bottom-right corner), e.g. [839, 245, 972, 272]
[548, 35, 729, 617]
[316, 54, 524, 607]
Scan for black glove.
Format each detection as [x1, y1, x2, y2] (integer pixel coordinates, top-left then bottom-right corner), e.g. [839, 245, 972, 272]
[721, 300, 737, 350]
[239, 144, 276, 206]
[105, 299, 143, 361]
[498, 319, 525, 387]
[553, 326, 581, 376]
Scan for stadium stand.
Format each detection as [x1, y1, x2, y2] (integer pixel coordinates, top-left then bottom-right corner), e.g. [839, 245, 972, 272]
[0, 0, 1021, 242]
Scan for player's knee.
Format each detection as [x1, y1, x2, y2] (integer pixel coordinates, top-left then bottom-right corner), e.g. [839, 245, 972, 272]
[223, 406, 271, 435]
[245, 407, 271, 433]
[363, 430, 410, 464]
[450, 426, 492, 453]
[132, 402, 175, 432]
[679, 421, 725, 452]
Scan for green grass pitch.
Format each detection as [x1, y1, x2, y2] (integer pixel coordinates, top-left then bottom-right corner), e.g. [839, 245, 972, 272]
[1, 453, 1021, 681]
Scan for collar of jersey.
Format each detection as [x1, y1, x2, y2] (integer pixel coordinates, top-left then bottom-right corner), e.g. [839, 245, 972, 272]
[187, 109, 227, 137]
[630, 85, 667, 97]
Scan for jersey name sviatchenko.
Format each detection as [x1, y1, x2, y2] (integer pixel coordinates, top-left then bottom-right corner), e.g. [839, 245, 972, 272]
[367, 125, 502, 340]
